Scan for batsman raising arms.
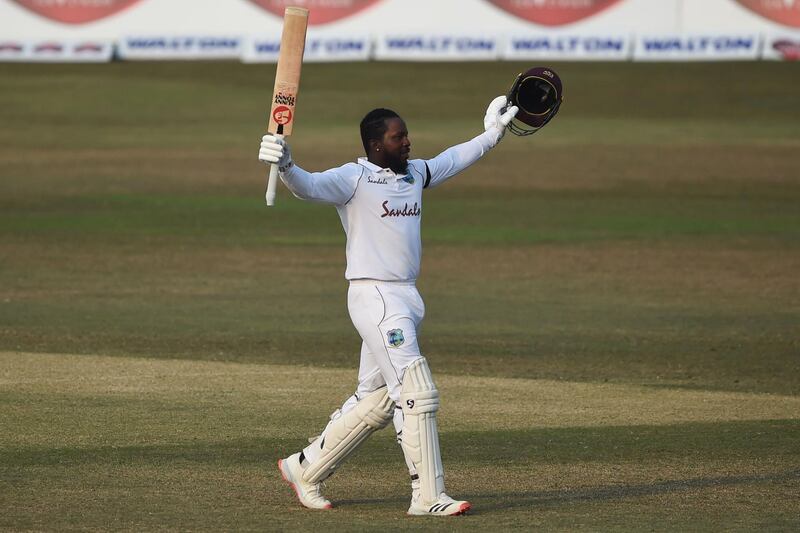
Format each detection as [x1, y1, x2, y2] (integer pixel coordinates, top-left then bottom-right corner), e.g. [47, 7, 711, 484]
[259, 82, 555, 515]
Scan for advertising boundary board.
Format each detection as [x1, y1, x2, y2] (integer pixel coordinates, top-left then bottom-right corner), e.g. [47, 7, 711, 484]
[117, 35, 243, 60]
[0, 39, 113, 62]
[2, 0, 800, 62]
[374, 34, 501, 61]
[504, 34, 632, 61]
[633, 33, 762, 61]
[3, 33, 796, 62]
[242, 34, 372, 63]
[762, 30, 800, 60]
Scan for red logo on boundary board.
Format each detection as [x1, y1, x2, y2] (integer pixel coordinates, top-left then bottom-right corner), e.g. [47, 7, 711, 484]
[10, 0, 142, 25]
[486, 0, 622, 26]
[773, 38, 800, 59]
[734, 0, 800, 28]
[247, 0, 382, 25]
[273, 106, 293, 125]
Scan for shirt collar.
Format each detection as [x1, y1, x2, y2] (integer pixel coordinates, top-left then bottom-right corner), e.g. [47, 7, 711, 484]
[357, 157, 407, 179]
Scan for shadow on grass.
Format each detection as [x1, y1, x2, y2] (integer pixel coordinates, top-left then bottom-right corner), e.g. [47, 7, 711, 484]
[334, 470, 800, 512]
[479, 469, 800, 512]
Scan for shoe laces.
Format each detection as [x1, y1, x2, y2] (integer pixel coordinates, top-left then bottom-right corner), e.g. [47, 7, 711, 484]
[310, 480, 327, 499]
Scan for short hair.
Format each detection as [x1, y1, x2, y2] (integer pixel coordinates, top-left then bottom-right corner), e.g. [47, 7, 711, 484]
[360, 108, 400, 154]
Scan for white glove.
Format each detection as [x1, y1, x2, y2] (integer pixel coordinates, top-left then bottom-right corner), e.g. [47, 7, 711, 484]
[483, 95, 518, 146]
[259, 134, 293, 172]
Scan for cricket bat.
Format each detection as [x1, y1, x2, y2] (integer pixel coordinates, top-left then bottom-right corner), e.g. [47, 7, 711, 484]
[265, 6, 308, 206]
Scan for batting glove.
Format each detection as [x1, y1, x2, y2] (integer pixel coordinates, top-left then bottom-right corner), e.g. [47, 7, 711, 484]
[483, 95, 519, 146]
[259, 134, 293, 172]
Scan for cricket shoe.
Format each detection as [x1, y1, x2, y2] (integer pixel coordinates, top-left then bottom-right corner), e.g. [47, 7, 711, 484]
[278, 452, 332, 510]
[408, 492, 471, 516]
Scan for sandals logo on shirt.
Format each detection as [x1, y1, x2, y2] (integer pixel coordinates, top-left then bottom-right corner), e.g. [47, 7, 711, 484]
[381, 201, 421, 218]
[387, 329, 405, 348]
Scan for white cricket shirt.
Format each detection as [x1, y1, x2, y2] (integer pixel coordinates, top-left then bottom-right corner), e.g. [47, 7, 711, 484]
[280, 129, 497, 281]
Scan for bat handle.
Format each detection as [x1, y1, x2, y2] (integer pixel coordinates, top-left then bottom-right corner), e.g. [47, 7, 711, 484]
[264, 133, 285, 206]
[265, 164, 279, 206]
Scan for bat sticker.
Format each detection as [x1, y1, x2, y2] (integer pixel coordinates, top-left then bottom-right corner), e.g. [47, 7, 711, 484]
[272, 106, 293, 125]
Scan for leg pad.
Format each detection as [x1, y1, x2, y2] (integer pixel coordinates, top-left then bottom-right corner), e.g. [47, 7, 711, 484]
[302, 386, 394, 483]
[399, 357, 445, 504]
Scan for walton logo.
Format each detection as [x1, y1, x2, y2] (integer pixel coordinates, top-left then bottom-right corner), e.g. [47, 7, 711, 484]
[10, 0, 142, 25]
[734, 0, 800, 27]
[486, 0, 622, 26]
[247, 0, 383, 25]
[381, 201, 421, 218]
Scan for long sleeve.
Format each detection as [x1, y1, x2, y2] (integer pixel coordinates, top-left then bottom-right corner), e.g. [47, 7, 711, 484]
[423, 129, 497, 189]
[280, 162, 362, 205]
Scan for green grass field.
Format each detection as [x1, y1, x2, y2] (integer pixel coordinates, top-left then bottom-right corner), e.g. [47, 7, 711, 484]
[1, 61, 799, 531]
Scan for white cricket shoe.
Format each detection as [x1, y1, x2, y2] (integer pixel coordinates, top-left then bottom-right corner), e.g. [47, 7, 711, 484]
[278, 452, 333, 510]
[408, 492, 471, 516]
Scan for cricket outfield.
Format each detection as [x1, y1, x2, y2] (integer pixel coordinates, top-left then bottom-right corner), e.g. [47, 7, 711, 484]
[1, 61, 799, 530]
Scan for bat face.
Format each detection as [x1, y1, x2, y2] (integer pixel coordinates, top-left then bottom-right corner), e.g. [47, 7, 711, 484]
[267, 7, 308, 136]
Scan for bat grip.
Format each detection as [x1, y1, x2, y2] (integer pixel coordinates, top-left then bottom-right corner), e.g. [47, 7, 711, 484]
[264, 133, 285, 206]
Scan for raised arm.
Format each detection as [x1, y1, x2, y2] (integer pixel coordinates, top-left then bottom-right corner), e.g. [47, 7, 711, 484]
[259, 135, 360, 205]
[424, 96, 518, 189]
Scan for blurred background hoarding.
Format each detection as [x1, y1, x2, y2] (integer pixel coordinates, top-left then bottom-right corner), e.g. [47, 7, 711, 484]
[1, 0, 798, 61]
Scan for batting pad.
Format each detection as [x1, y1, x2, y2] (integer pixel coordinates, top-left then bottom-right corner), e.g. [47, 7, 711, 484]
[302, 386, 394, 483]
[400, 357, 445, 504]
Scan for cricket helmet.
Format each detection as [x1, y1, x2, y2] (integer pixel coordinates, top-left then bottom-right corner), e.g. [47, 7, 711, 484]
[505, 66, 563, 136]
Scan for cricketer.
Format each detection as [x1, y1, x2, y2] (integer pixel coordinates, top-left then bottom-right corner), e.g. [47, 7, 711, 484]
[259, 95, 518, 516]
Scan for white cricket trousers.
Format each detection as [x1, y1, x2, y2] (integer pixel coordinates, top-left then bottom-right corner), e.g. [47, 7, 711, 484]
[347, 279, 426, 403]
[302, 280, 426, 470]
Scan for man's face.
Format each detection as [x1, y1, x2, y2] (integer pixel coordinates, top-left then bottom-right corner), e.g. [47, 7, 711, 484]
[379, 117, 411, 174]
